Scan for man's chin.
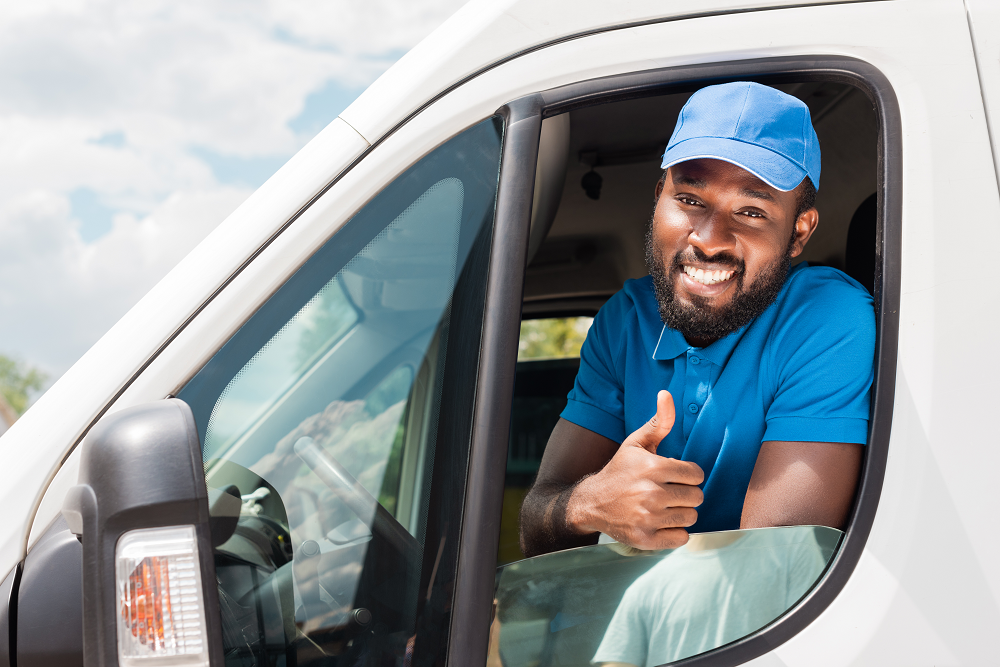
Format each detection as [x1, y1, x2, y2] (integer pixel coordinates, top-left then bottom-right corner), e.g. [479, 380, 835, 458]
[662, 279, 743, 341]
[667, 302, 725, 327]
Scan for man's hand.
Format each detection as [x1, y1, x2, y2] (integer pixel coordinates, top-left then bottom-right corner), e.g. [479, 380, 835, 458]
[520, 391, 704, 556]
[568, 391, 704, 550]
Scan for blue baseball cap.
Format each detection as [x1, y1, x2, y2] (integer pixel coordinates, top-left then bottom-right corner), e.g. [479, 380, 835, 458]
[660, 82, 821, 191]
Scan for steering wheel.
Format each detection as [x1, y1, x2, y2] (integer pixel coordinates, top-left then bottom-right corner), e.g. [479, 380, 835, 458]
[294, 436, 421, 558]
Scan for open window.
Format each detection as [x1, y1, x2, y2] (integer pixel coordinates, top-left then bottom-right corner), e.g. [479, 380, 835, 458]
[474, 59, 899, 667]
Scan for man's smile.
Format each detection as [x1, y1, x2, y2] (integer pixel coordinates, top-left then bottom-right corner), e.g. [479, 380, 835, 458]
[681, 265, 736, 286]
[677, 262, 740, 298]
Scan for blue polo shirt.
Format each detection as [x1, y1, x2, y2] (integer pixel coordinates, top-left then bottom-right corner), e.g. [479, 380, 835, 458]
[561, 264, 875, 533]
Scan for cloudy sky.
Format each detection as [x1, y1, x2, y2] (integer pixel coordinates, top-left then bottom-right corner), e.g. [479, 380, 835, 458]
[0, 0, 467, 396]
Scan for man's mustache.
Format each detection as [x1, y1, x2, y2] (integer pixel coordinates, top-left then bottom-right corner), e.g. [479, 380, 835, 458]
[670, 247, 744, 273]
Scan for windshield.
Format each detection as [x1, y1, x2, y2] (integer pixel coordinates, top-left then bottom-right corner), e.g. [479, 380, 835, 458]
[178, 116, 506, 666]
[489, 525, 840, 667]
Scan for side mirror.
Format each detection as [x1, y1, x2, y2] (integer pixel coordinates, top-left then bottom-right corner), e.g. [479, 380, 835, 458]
[62, 399, 224, 667]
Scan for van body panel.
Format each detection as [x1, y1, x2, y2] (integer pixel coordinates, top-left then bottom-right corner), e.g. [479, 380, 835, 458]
[965, 0, 1000, 184]
[339, 0, 878, 143]
[3, 0, 1000, 663]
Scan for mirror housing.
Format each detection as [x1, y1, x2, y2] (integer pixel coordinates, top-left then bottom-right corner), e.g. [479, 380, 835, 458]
[62, 399, 223, 667]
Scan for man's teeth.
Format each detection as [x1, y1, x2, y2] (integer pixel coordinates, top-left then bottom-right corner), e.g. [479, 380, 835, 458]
[683, 265, 735, 285]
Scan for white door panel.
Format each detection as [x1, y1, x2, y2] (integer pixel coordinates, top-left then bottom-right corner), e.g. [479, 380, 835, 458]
[341, 0, 876, 143]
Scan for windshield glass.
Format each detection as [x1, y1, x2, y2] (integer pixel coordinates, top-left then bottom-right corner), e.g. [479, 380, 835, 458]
[490, 525, 840, 667]
[178, 116, 506, 667]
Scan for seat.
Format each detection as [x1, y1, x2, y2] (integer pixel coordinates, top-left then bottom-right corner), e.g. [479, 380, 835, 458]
[497, 357, 580, 564]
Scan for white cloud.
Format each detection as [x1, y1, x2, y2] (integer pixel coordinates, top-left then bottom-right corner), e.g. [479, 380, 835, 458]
[265, 0, 470, 57]
[0, 186, 252, 373]
[0, 0, 467, 389]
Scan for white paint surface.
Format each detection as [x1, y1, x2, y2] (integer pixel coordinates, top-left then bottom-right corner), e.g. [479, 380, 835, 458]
[7, 0, 1000, 663]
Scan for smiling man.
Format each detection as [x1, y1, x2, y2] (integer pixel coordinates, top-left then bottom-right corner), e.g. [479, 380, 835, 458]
[519, 82, 876, 556]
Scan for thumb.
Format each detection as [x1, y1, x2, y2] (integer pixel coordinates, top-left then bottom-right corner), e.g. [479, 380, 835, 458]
[624, 390, 675, 454]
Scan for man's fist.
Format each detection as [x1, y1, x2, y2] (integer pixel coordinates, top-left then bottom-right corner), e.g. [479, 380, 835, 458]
[568, 391, 705, 550]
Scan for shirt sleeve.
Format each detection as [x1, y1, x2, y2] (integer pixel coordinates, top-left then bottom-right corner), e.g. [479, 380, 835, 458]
[763, 269, 875, 445]
[560, 291, 631, 443]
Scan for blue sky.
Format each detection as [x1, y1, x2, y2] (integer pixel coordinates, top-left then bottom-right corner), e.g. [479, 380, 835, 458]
[189, 77, 366, 189]
[0, 0, 467, 392]
[70, 77, 367, 240]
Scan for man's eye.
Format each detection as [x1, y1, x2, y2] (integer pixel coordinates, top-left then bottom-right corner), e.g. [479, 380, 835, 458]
[677, 197, 702, 206]
[741, 210, 765, 219]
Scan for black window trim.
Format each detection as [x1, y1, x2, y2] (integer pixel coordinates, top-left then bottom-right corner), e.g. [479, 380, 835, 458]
[449, 55, 900, 667]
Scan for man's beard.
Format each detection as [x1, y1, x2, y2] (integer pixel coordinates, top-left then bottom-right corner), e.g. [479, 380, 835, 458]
[645, 220, 795, 343]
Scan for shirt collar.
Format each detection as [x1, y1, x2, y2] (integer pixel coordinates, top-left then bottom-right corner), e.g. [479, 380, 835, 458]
[649, 262, 808, 365]
[652, 323, 748, 367]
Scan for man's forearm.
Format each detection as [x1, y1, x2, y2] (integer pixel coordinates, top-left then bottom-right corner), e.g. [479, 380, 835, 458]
[519, 479, 600, 558]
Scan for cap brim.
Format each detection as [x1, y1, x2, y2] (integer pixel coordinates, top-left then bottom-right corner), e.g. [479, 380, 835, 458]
[660, 137, 810, 192]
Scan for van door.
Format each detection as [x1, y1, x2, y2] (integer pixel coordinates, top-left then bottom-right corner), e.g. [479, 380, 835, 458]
[173, 115, 516, 667]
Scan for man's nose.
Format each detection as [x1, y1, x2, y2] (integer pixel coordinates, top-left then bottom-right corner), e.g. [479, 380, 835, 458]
[688, 212, 736, 258]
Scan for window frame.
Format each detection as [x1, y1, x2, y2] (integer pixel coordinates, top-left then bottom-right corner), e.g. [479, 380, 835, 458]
[449, 55, 900, 667]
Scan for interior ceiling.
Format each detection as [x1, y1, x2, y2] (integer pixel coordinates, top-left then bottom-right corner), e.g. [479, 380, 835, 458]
[524, 81, 879, 307]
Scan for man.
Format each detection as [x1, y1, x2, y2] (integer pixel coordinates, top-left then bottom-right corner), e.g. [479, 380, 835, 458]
[519, 81, 875, 556]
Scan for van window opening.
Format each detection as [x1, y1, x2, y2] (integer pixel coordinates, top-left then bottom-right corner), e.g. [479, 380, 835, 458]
[493, 79, 881, 666]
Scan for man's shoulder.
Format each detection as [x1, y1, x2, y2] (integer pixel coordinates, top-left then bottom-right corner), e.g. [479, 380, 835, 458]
[622, 274, 655, 294]
[778, 264, 873, 316]
[596, 275, 658, 324]
[617, 274, 656, 306]
[765, 264, 875, 344]
[584, 276, 663, 361]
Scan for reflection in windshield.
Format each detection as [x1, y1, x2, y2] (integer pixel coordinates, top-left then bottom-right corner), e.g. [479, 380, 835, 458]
[180, 115, 506, 666]
[203, 280, 360, 459]
[200, 175, 466, 661]
[490, 526, 840, 667]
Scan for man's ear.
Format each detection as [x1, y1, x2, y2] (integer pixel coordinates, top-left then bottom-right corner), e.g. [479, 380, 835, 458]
[654, 170, 668, 201]
[789, 207, 819, 258]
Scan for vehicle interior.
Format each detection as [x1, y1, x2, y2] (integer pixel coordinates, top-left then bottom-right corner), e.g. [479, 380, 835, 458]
[498, 80, 880, 565]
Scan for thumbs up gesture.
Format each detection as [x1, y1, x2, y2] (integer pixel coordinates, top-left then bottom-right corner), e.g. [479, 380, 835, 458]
[568, 391, 705, 550]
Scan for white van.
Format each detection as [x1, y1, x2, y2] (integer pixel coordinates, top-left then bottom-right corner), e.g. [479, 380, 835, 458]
[2, 0, 999, 665]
